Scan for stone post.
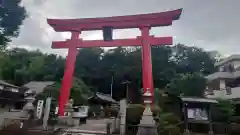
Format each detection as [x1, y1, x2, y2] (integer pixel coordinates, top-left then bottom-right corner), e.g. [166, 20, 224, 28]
[137, 88, 158, 135]
[183, 103, 190, 135]
[120, 99, 127, 135]
[43, 97, 51, 129]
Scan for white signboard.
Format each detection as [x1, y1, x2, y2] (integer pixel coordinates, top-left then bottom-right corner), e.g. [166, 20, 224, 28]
[36, 100, 44, 119]
[0, 85, 4, 90]
[43, 97, 51, 129]
[187, 108, 208, 120]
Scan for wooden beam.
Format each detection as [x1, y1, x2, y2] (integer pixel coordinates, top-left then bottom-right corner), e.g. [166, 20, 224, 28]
[52, 18, 173, 32]
[51, 36, 172, 49]
[47, 9, 182, 26]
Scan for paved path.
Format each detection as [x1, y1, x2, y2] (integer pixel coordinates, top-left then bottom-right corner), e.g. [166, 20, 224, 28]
[77, 118, 114, 131]
[61, 118, 115, 135]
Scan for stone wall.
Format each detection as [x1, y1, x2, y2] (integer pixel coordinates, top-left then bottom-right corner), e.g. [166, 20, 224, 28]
[1, 118, 22, 128]
[0, 106, 11, 128]
[57, 116, 74, 126]
[0, 108, 29, 129]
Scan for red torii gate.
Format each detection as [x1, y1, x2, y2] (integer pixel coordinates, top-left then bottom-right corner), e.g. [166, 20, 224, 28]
[47, 9, 182, 116]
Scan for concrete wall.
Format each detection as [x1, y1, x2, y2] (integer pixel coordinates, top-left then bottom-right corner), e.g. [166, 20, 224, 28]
[0, 107, 9, 114]
[219, 60, 240, 71]
[0, 105, 11, 127]
[207, 87, 240, 99]
[0, 105, 28, 129]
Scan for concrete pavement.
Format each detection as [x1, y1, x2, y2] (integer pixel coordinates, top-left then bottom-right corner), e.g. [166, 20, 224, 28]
[60, 118, 115, 135]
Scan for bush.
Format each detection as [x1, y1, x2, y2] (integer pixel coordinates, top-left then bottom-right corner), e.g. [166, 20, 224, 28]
[126, 104, 161, 125]
[156, 112, 181, 135]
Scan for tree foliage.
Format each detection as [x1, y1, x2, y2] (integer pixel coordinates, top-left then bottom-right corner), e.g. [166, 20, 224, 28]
[166, 73, 207, 97]
[36, 77, 93, 106]
[0, 43, 216, 102]
[212, 99, 236, 123]
[156, 111, 181, 135]
[0, 0, 27, 49]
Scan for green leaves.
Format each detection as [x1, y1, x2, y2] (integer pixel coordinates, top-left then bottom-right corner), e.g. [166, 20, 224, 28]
[156, 110, 181, 135]
[0, 0, 27, 46]
[70, 77, 93, 105]
[166, 73, 207, 97]
[0, 43, 216, 102]
[37, 78, 93, 106]
[213, 99, 236, 123]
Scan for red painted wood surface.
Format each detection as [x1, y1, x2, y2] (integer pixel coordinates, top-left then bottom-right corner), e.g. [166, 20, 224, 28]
[51, 37, 172, 49]
[48, 9, 182, 116]
[50, 18, 173, 32]
[47, 9, 182, 31]
[140, 27, 154, 102]
[58, 32, 79, 115]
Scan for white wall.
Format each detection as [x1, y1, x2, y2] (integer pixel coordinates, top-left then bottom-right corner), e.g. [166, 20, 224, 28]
[233, 61, 240, 70]
[219, 60, 240, 71]
[206, 87, 240, 99]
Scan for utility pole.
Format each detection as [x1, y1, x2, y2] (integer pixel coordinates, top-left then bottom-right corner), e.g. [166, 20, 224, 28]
[110, 75, 113, 97]
[122, 80, 131, 103]
[110, 64, 116, 97]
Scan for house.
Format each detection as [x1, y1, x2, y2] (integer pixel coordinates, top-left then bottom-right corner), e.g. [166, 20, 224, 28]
[20, 81, 55, 95]
[0, 80, 25, 113]
[205, 55, 240, 99]
[88, 92, 118, 117]
[88, 92, 118, 106]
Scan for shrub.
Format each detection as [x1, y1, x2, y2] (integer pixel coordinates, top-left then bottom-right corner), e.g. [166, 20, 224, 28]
[156, 112, 181, 135]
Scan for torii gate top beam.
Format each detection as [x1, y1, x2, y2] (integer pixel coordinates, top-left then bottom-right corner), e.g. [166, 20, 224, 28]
[47, 9, 182, 32]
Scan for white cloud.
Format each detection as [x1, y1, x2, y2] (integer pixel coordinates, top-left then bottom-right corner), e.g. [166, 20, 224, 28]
[9, 0, 240, 57]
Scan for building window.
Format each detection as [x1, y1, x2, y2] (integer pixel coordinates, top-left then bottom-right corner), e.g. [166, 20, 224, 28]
[11, 88, 19, 92]
[0, 85, 3, 90]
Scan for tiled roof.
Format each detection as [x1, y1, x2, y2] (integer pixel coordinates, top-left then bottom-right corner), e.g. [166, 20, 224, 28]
[89, 92, 117, 103]
[0, 80, 19, 88]
[181, 97, 218, 103]
[206, 71, 240, 82]
[22, 81, 55, 94]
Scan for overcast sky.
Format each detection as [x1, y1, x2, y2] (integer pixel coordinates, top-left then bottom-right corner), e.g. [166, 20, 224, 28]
[10, 0, 240, 56]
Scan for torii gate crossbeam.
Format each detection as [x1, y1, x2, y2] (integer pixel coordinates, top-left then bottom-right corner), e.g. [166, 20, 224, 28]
[47, 9, 182, 116]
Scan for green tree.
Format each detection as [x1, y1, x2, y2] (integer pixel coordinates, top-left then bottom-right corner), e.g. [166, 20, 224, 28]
[0, 0, 27, 49]
[172, 44, 216, 75]
[166, 73, 207, 97]
[0, 43, 217, 101]
[70, 77, 93, 105]
[37, 77, 93, 106]
[212, 99, 235, 123]
[156, 111, 181, 135]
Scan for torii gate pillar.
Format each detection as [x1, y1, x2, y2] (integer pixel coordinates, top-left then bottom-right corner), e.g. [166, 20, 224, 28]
[47, 9, 182, 116]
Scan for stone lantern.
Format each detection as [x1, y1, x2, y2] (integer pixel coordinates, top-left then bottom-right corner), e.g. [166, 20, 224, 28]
[64, 99, 74, 116]
[22, 91, 36, 118]
[137, 88, 158, 135]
